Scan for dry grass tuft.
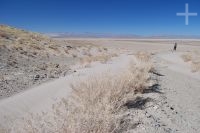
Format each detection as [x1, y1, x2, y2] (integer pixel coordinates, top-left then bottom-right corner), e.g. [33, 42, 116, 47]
[191, 61, 200, 72]
[0, 32, 10, 39]
[181, 51, 200, 72]
[48, 45, 59, 51]
[80, 54, 117, 66]
[135, 51, 151, 62]
[29, 44, 43, 50]
[181, 54, 192, 62]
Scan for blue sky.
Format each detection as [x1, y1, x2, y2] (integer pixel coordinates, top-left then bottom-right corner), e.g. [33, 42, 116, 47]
[1, 0, 200, 35]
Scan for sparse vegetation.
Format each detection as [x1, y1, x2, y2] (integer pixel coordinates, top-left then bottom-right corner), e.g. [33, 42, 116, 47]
[135, 51, 151, 62]
[0, 25, 113, 99]
[181, 54, 192, 62]
[80, 53, 117, 66]
[181, 51, 200, 72]
[29, 44, 43, 50]
[48, 45, 59, 51]
[192, 61, 200, 72]
[8, 54, 153, 133]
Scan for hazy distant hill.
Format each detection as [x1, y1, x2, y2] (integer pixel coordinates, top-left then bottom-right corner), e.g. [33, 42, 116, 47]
[46, 32, 200, 39]
[45, 32, 142, 38]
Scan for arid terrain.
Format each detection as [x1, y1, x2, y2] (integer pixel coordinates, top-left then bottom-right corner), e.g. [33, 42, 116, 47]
[0, 26, 200, 133]
[0, 25, 114, 99]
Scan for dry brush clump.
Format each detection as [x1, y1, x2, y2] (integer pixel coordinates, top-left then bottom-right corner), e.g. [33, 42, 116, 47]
[135, 51, 152, 62]
[8, 55, 153, 133]
[80, 54, 117, 66]
[181, 54, 192, 62]
[181, 51, 200, 72]
[192, 62, 200, 72]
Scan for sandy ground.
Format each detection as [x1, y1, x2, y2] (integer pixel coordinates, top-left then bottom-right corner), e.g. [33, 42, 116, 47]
[0, 39, 200, 132]
[154, 52, 200, 132]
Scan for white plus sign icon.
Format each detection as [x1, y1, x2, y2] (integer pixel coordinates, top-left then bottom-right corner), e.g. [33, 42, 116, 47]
[176, 3, 198, 25]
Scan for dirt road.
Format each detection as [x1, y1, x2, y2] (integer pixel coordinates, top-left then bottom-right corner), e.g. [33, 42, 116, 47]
[154, 52, 200, 132]
[126, 51, 200, 133]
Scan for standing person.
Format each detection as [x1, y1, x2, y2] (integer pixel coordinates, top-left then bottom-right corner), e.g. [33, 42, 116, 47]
[173, 42, 177, 51]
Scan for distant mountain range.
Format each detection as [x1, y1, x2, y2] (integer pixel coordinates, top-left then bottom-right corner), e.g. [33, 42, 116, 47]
[45, 32, 141, 38]
[45, 32, 200, 39]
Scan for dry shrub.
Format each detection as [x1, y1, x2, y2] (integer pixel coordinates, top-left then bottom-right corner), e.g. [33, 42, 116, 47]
[17, 39, 25, 44]
[80, 54, 117, 66]
[29, 44, 42, 50]
[13, 45, 23, 51]
[135, 51, 151, 62]
[48, 45, 59, 51]
[181, 52, 200, 72]
[191, 61, 200, 72]
[181, 54, 192, 62]
[62, 59, 152, 132]
[9, 56, 153, 133]
[0, 32, 10, 39]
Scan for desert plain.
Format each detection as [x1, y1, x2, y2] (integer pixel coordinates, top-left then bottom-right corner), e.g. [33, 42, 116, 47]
[0, 25, 200, 133]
